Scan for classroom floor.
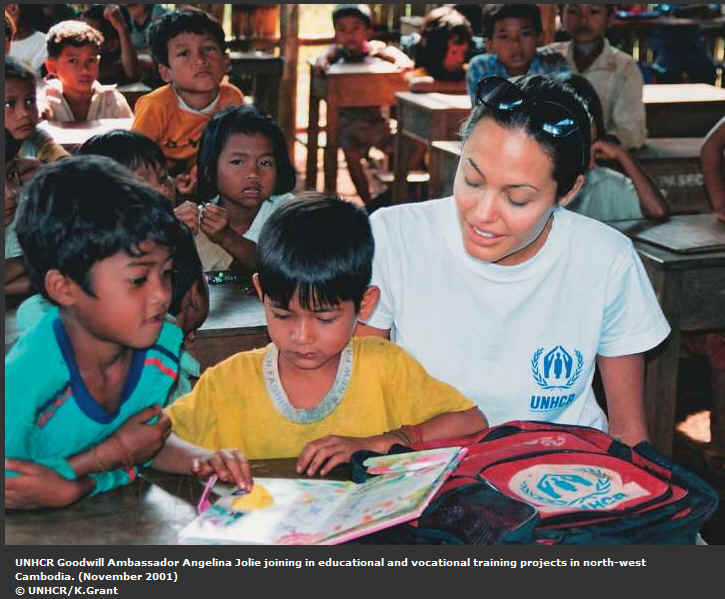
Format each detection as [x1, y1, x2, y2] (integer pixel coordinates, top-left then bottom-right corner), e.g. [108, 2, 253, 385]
[293, 141, 725, 544]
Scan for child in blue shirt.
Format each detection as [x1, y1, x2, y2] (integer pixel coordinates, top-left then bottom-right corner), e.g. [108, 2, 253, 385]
[466, 4, 568, 102]
[5, 155, 185, 509]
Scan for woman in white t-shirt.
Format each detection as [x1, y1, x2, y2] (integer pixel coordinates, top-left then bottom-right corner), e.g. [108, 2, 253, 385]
[358, 75, 670, 447]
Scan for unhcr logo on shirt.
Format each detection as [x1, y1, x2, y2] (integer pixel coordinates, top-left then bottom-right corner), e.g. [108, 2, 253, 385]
[531, 345, 583, 390]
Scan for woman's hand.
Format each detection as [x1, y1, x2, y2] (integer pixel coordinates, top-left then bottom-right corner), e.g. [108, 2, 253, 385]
[191, 449, 252, 490]
[111, 405, 172, 467]
[297, 435, 387, 477]
[199, 203, 231, 244]
[5, 459, 95, 509]
[174, 200, 200, 235]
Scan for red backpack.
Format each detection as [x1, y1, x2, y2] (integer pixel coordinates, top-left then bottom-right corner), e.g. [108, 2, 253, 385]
[353, 421, 719, 545]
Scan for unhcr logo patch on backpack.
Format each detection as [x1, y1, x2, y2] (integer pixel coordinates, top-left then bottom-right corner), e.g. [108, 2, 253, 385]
[508, 464, 651, 515]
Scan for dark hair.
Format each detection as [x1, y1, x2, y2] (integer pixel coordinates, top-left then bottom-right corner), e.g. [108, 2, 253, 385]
[78, 129, 167, 173]
[46, 20, 103, 58]
[147, 7, 225, 67]
[557, 73, 604, 142]
[4, 56, 36, 86]
[16, 155, 181, 301]
[461, 75, 591, 197]
[169, 223, 206, 317]
[196, 104, 296, 203]
[482, 4, 542, 39]
[415, 6, 473, 81]
[257, 193, 374, 313]
[82, 4, 119, 45]
[332, 4, 372, 28]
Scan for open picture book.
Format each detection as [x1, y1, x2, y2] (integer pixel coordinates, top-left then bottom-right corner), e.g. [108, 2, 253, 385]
[178, 446, 466, 545]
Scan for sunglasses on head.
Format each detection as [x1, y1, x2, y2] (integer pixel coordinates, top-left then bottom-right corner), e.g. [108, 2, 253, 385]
[474, 76, 586, 166]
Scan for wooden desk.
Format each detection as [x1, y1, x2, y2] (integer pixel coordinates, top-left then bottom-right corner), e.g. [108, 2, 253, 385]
[644, 84, 725, 138]
[36, 118, 134, 151]
[428, 138, 711, 214]
[228, 51, 284, 119]
[610, 215, 725, 456]
[5, 459, 350, 545]
[305, 58, 409, 193]
[189, 282, 269, 371]
[117, 81, 151, 110]
[392, 92, 471, 204]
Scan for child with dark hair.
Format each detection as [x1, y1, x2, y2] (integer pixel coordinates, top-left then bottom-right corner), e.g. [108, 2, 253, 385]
[174, 105, 296, 273]
[82, 4, 138, 84]
[466, 4, 568, 102]
[121, 4, 171, 50]
[78, 129, 175, 204]
[4, 58, 68, 163]
[545, 4, 647, 150]
[153, 193, 487, 483]
[6, 4, 47, 76]
[407, 6, 473, 94]
[132, 6, 244, 186]
[314, 4, 415, 207]
[560, 73, 668, 222]
[41, 20, 133, 121]
[5, 155, 185, 509]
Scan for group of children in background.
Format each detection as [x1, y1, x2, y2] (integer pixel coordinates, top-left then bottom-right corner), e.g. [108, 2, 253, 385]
[4, 4, 725, 508]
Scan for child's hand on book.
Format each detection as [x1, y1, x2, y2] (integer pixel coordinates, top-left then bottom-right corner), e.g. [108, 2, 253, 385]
[191, 449, 252, 491]
[297, 435, 378, 477]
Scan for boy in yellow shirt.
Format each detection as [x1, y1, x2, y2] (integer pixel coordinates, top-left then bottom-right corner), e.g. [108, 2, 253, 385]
[132, 7, 244, 190]
[153, 194, 488, 485]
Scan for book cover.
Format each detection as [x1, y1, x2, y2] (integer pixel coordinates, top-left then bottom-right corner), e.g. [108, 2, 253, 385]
[178, 447, 466, 545]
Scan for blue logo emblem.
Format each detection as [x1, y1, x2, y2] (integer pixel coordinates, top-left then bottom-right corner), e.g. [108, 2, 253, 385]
[531, 345, 583, 390]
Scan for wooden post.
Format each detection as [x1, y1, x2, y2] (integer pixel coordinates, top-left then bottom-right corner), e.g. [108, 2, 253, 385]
[279, 4, 298, 160]
[538, 4, 556, 45]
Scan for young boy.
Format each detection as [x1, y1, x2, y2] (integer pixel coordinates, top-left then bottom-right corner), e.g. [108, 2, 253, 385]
[5, 155, 184, 509]
[545, 4, 647, 150]
[82, 4, 139, 85]
[41, 20, 133, 122]
[314, 5, 415, 208]
[466, 4, 569, 102]
[562, 73, 668, 222]
[153, 194, 488, 486]
[5, 58, 68, 163]
[132, 7, 244, 191]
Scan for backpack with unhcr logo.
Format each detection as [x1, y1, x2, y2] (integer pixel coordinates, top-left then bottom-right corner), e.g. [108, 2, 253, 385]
[351, 421, 719, 545]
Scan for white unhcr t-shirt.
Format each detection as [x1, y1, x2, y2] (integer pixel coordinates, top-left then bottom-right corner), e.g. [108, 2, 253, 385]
[365, 197, 670, 430]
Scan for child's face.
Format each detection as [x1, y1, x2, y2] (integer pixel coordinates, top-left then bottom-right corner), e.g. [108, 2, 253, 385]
[261, 289, 360, 374]
[68, 241, 173, 350]
[46, 45, 101, 96]
[215, 132, 277, 209]
[486, 18, 539, 76]
[564, 4, 609, 44]
[334, 15, 371, 56]
[159, 32, 227, 95]
[134, 162, 176, 204]
[443, 37, 470, 73]
[4, 78, 39, 140]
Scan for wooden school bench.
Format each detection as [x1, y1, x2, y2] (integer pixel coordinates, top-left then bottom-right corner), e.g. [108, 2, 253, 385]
[428, 138, 711, 214]
[644, 83, 725, 138]
[610, 214, 725, 456]
[392, 91, 471, 205]
[36, 118, 134, 152]
[304, 57, 409, 193]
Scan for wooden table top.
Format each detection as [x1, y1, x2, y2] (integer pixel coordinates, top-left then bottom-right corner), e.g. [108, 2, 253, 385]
[197, 282, 266, 338]
[309, 55, 410, 76]
[5, 459, 351, 545]
[643, 83, 725, 104]
[36, 118, 134, 149]
[396, 91, 471, 111]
